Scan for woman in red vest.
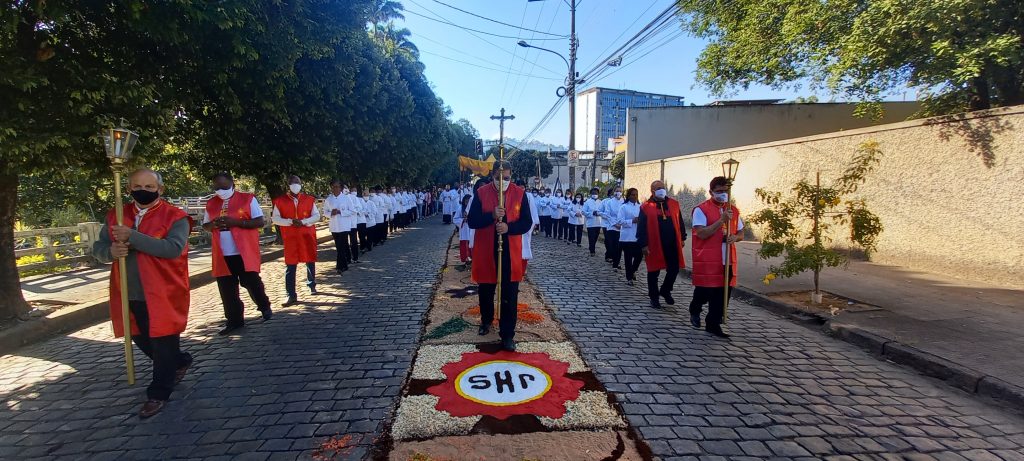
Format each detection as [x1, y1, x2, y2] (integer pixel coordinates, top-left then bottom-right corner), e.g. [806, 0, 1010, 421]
[637, 180, 687, 310]
[468, 162, 534, 352]
[690, 176, 743, 338]
[204, 172, 273, 335]
[272, 175, 321, 306]
[94, 168, 192, 418]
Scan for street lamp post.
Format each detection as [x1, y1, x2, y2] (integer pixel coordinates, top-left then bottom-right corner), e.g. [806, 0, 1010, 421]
[101, 126, 140, 385]
[721, 158, 740, 324]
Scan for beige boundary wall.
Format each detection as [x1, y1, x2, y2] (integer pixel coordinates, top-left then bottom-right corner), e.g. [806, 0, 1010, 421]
[625, 105, 1024, 288]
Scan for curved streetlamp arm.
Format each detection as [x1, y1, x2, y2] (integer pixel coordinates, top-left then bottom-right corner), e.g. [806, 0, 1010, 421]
[520, 41, 570, 71]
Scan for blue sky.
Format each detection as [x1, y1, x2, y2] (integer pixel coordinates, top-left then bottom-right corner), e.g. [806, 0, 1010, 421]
[400, 0, 812, 145]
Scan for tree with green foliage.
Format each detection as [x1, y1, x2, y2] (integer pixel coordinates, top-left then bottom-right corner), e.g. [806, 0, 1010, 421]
[609, 152, 625, 180]
[485, 147, 554, 183]
[748, 141, 885, 303]
[676, 0, 1024, 116]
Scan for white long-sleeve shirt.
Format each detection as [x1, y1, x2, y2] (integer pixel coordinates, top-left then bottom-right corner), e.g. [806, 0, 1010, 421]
[272, 196, 321, 227]
[582, 198, 603, 228]
[617, 201, 642, 242]
[363, 197, 378, 226]
[537, 195, 551, 217]
[323, 192, 357, 232]
[567, 201, 585, 225]
[602, 197, 624, 229]
[522, 193, 541, 260]
[370, 194, 389, 222]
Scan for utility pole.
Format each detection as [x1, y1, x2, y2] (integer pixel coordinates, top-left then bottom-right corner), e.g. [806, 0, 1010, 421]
[568, 0, 577, 191]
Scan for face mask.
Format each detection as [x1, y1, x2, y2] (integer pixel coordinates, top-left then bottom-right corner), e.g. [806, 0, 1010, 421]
[556, 193, 562, 197]
[591, 194, 598, 200]
[615, 192, 622, 198]
[714, 192, 729, 202]
[654, 189, 668, 199]
[289, 184, 302, 194]
[215, 187, 234, 200]
[131, 189, 159, 205]
[499, 180, 510, 192]
[343, 188, 350, 194]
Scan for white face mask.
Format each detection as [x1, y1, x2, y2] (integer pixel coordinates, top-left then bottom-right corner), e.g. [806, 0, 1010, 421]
[615, 191, 622, 198]
[498, 180, 510, 192]
[289, 184, 302, 194]
[556, 193, 562, 197]
[591, 194, 598, 200]
[343, 188, 350, 194]
[713, 192, 729, 203]
[215, 187, 234, 200]
[654, 188, 668, 199]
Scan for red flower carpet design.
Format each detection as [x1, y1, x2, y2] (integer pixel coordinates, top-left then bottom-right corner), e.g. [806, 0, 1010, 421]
[427, 350, 584, 420]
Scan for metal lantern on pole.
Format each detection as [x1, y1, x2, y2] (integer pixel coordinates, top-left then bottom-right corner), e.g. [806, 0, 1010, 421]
[721, 157, 739, 324]
[102, 126, 139, 385]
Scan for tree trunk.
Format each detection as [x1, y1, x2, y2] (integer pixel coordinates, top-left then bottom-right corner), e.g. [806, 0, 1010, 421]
[969, 76, 992, 111]
[0, 172, 31, 319]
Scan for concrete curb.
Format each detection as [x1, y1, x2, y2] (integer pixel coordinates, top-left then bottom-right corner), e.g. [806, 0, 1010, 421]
[679, 268, 1024, 414]
[1, 233, 334, 356]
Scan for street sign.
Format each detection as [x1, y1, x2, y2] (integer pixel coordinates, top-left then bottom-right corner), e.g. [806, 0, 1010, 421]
[567, 150, 579, 168]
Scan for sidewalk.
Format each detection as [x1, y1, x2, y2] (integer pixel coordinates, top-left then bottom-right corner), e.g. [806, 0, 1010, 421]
[694, 240, 1024, 402]
[6, 227, 334, 354]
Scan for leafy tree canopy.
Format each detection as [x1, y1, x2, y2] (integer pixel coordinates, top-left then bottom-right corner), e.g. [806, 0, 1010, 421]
[677, 0, 1024, 116]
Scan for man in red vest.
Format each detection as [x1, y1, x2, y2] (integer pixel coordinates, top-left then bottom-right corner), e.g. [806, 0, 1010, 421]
[93, 168, 192, 418]
[637, 180, 687, 310]
[468, 161, 534, 351]
[272, 175, 321, 306]
[690, 176, 743, 338]
[203, 172, 273, 335]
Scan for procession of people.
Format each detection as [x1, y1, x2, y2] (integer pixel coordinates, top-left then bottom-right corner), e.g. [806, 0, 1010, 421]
[95, 160, 740, 417]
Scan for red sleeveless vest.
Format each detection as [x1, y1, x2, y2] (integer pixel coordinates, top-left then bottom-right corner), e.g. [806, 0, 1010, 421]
[273, 193, 318, 264]
[640, 198, 686, 272]
[206, 192, 262, 277]
[691, 199, 740, 287]
[472, 183, 525, 284]
[106, 200, 190, 338]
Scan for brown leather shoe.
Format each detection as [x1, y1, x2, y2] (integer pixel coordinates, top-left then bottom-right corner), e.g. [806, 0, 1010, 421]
[139, 399, 166, 418]
[174, 363, 190, 385]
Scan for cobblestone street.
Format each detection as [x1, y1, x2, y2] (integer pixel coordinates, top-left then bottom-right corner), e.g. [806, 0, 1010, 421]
[527, 236, 1024, 460]
[0, 220, 451, 460]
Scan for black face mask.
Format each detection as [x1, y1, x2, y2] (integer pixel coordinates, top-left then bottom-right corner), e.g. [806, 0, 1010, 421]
[131, 189, 160, 205]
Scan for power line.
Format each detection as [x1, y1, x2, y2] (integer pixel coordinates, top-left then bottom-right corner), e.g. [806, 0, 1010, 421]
[418, 50, 563, 81]
[403, 8, 566, 41]
[404, 0, 565, 76]
[414, 32, 550, 74]
[427, 0, 567, 37]
[499, 4, 532, 107]
[582, 0, 662, 72]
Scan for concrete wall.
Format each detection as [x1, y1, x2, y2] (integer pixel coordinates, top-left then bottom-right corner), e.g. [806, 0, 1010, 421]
[625, 105, 1024, 288]
[626, 102, 921, 163]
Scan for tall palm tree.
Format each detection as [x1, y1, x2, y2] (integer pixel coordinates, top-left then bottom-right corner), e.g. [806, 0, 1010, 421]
[374, 22, 419, 60]
[369, 0, 404, 26]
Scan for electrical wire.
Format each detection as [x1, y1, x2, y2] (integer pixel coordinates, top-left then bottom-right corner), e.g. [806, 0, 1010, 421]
[581, 0, 661, 72]
[418, 50, 562, 81]
[405, 0, 565, 76]
[499, 5, 532, 106]
[403, 8, 566, 41]
[427, 0, 567, 37]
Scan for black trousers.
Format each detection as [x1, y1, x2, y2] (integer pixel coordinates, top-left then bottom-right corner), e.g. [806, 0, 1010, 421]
[690, 285, 731, 330]
[571, 224, 583, 243]
[357, 223, 370, 251]
[382, 219, 390, 241]
[586, 227, 601, 254]
[332, 231, 351, 270]
[621, 241, 642, 281]
[129, 301, 192, 401]
[647, 248, 680, 301]
[605, 229, 621, 267]
[216, 254, 271, 327]
[559, 218, 570, 239]
[443, 213, 452, 224]
[478, 281, 520, 340]
[550, 216, 560, 239]
[348, 229, 359, 261]
[540, 216, 551, 237]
